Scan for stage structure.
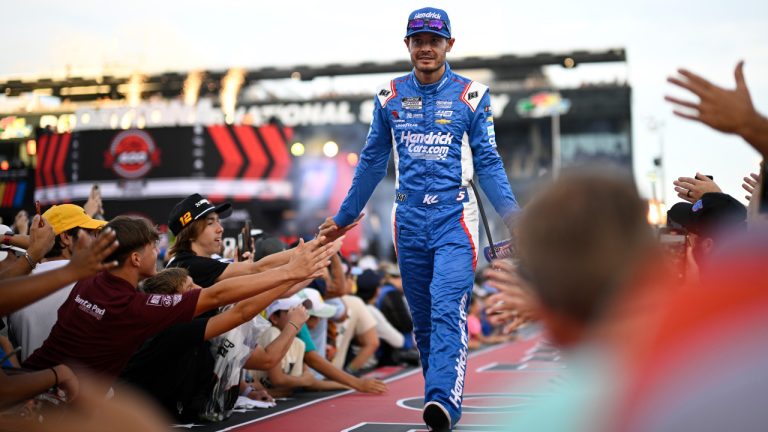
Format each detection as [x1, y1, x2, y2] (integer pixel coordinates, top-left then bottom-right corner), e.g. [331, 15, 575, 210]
[0, 49, 631, 257]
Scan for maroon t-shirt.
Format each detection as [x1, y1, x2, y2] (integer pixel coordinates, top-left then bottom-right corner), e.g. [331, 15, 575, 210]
[24, 271, 201, 380]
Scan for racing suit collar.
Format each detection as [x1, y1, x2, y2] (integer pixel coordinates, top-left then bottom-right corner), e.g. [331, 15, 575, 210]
[411, 62, 453, 94]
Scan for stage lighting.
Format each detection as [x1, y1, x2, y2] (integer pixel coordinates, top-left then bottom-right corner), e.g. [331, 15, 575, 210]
[26, 140, 36, 156]
[183, 71, 203, 106]
[220, 68, 245, 124]
[323, 141, 339, 158]
[126, 73, 145, 107]
[291, 142, 305, 156]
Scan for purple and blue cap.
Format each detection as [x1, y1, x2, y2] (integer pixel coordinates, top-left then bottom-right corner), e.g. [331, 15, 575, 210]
[666, 192, 747, 239]
[405, 7, 451, 39]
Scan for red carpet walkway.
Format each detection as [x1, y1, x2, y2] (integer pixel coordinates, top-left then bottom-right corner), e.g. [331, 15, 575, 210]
[205, 330, 563, 432]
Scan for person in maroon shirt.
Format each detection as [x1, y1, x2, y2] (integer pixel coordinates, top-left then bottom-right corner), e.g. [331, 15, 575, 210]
[24, 216, 333, 386]
[1, 223, 118, 407]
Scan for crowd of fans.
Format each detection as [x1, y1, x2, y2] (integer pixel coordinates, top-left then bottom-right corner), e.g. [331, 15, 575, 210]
[0, 189, 517, 427]
[0, 61, 766, 431]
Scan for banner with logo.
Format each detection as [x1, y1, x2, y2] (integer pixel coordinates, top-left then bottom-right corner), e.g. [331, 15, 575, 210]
[35, 124, 292, 200]
[34, 125, 294, 228]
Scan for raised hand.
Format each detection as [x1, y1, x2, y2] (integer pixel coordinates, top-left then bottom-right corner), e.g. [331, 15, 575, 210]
[318, 214, 364, 244]
[666, 61, 757, 134]
[742, 172, 760, 201]
[286, 238, 335, 280]
[328, 236, 345, 256]
[483, 259, 522, 292]
[286, 305, 310, 327]
[483, 260, 539, 321]
[318, 217, 338, 238]
[84, 186, 103, 218]
[673, 173, 722, 203]
[26, 215, 55, 262]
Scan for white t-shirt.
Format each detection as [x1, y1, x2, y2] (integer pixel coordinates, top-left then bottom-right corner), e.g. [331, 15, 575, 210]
[252, 325, 305, 389]
[8, 260, 70, 361]
[366, 304, 405, 349]
[331, 295, 377, 369]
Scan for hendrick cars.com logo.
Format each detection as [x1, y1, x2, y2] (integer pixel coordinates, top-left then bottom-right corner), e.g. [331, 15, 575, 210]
[104, 130, 161, 179]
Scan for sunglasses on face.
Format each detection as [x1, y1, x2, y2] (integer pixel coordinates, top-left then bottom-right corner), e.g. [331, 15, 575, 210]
[407, 19, 447, 31]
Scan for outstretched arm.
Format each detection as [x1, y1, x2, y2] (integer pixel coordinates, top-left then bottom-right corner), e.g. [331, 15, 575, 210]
[203, 282, 309, 341]
[194, 239, 334, 316]
[303, 350, 387, 394]
[266, 363, 316, 390]
[327, 90, 394, 237]
[0, 228, 118, 316]
[217, 237, 330, 281]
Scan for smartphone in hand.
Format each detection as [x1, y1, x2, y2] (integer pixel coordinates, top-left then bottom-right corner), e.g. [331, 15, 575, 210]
[237, 219, 253, 261]
[35, 201, 44, 227]
[659, 228, 687, 284]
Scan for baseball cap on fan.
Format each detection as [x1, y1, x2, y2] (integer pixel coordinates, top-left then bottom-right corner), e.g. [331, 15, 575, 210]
[42, 204, 107, 235]
[168, 193, 232, 236]
[296, 288, 338, 318]
[405, 7, 451, 39]
[666, 192, 747, 239]
[265, 295, 306, 318]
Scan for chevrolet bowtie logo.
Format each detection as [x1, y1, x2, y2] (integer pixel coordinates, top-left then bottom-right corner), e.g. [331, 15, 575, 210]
[435, 118, 451, 124]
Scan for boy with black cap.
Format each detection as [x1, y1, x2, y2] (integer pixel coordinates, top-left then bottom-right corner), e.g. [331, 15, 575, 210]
[319, 7, 519, 429]
[166, 193, 235, 286]
[167, 193, 314, 288]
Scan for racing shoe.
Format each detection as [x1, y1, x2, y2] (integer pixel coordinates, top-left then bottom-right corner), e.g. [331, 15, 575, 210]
[423, 401, 451, 431]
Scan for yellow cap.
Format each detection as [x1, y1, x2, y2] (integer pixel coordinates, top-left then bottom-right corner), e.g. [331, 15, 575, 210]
[42, 204, 107, 235]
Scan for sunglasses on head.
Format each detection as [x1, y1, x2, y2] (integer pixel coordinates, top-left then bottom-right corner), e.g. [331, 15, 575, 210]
[408, 19, 446, 31]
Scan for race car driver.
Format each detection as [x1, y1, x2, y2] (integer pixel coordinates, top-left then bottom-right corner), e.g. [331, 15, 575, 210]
[319, 6, 519, 431]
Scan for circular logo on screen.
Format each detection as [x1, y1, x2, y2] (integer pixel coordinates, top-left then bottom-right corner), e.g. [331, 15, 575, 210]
[104, 130, 161, 179]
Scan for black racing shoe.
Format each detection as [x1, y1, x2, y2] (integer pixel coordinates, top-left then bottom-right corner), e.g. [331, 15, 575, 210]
[423, 401, 451, 431]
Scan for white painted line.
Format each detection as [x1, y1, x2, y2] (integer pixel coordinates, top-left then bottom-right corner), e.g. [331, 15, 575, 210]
[212, 340, 523, 431]
[475, 362, 498, 373]
[340, 421, 369, 432]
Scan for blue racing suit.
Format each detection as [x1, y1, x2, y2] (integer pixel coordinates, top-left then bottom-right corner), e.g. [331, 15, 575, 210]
[333, 62, 518, 425]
